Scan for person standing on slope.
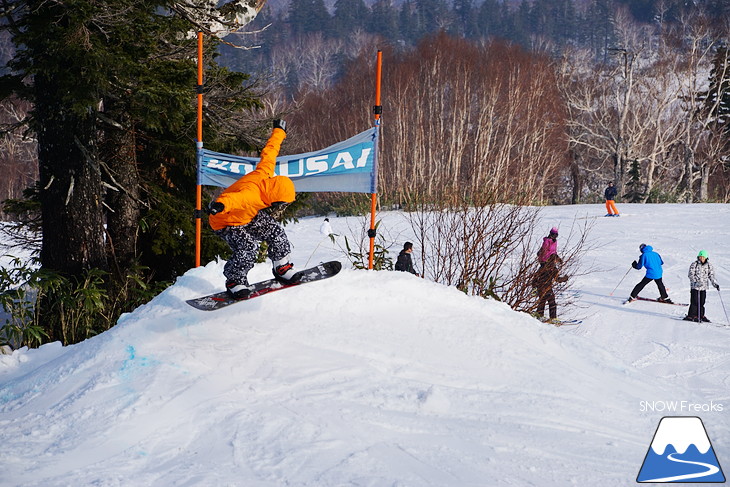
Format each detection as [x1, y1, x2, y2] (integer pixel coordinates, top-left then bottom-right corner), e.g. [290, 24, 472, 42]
[627, 243, 673, 303]
[684, 250, 720, 322]
[395, 241, 419, 276]
[532, 253, 569, 321]
[319, 218, 334, 239]
[604, 181, 620, 217]
[538, 227, 561, 264]
[207, 120, 299, 299]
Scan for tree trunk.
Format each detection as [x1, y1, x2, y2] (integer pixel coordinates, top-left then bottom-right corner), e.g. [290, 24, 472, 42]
[35, 73, 107, 341]
[102, 108, 141, 276]
[570, 158, 582, 204]
[613, 152, 624, 197]
[699, 165, 710, 202]
[684, 144, 694, 203]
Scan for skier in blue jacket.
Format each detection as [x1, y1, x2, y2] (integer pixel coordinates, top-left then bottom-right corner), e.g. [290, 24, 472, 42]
[627, 243, 673, 303]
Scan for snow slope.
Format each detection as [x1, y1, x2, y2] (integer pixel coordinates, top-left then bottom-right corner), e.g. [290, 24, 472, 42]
[1, 203, 729, 486]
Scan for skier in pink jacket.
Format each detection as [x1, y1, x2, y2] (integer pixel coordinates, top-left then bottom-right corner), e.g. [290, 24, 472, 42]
[538, 227, 560, 264]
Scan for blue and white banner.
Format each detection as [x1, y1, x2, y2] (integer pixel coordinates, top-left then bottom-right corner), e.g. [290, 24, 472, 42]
[197, 127, 378, 193]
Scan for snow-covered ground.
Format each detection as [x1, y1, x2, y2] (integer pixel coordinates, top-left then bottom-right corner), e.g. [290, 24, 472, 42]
[0, 223, 37, 342]
[1, 203, 729, 486]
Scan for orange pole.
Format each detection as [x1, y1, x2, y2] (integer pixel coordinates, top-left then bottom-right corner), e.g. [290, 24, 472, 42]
[368, 51, 383, 270]
[195, 31, 204, 267]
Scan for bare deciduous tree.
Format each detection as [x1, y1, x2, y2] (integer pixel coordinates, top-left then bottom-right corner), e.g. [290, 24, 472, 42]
[285, 35, 568, 206]
[384, 35, 568, 204]
[558, 9, 656, 199]
[668, 11, 729, 202]
[266, 33, 347, 98]
[558, 7, 730, 203]
[403, 190, 597, 319]
[0, 98, 37, 222]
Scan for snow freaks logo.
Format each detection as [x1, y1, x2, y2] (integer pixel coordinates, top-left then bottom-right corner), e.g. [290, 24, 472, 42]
[637, 416, 726, 483]
[640, 401, 724, 413]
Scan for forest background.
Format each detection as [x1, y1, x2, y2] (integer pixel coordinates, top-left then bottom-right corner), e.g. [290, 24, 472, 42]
[0, 0, 728, 347]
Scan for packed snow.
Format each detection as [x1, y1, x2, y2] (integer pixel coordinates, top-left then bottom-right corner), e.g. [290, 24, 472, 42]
[1, 203, 729, 486]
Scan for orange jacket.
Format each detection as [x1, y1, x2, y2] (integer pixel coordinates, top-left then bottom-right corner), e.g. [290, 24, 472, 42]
[208, 127, 295, 231]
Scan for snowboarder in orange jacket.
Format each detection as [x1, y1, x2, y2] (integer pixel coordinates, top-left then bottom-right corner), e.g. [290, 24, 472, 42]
[207, 120, 299, 298]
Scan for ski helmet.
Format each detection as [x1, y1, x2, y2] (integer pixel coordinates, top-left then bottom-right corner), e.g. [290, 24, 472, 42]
[698, 250, 708, 258]
[639, 243, 647, 252]
[549, 227, 559, 236]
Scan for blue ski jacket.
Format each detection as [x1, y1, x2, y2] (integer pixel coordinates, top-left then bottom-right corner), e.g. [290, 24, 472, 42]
[633, 245, 664, 279]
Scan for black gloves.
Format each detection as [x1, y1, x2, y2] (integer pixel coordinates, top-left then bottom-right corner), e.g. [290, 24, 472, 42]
[715, 283, 720, 291]
[207, 201, 225, 215]
[273, 119, 287, 133]
[268, 201, 289, 219]
[632, 260, 639, 269]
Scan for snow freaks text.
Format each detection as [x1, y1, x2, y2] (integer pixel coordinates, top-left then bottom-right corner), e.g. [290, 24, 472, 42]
[639, 401, 724, 413]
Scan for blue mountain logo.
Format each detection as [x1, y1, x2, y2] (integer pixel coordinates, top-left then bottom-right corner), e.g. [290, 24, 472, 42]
[637, 416, 725, 483]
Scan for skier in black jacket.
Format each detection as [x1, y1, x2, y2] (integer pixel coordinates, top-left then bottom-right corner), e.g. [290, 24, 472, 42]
[604, 181, 620, 216]
[395, 242, 418, 275]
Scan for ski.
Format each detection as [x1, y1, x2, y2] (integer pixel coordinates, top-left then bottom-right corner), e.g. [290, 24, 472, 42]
[540, 318, 582, 326]
[186, 261, 342, 311]
[624, 296, 688, 306]
[554, 319, 582, 327]
[674, 317, 729, 328]
[577, 214, 626, 220]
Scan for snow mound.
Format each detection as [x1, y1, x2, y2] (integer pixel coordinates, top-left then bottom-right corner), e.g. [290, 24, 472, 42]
[1, 259, 679, 486]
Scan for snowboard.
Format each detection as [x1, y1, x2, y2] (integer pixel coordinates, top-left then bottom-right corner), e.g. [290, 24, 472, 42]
[186, 261, 342, 311]
[624, 296, 688, 306]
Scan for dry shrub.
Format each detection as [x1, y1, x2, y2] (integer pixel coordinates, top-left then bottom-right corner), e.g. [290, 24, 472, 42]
[404, 190, 597, 318]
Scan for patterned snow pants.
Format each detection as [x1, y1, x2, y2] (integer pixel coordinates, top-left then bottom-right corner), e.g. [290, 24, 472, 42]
[215, 211, 291, 285]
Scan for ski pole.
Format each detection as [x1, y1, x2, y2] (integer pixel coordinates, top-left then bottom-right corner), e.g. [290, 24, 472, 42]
[718, 288, 730, 325]
[304, 233, 339, 268]
[610, 267, 633, 296]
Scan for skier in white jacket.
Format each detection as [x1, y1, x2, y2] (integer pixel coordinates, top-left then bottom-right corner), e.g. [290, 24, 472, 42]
[684, 250, 720, 322]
